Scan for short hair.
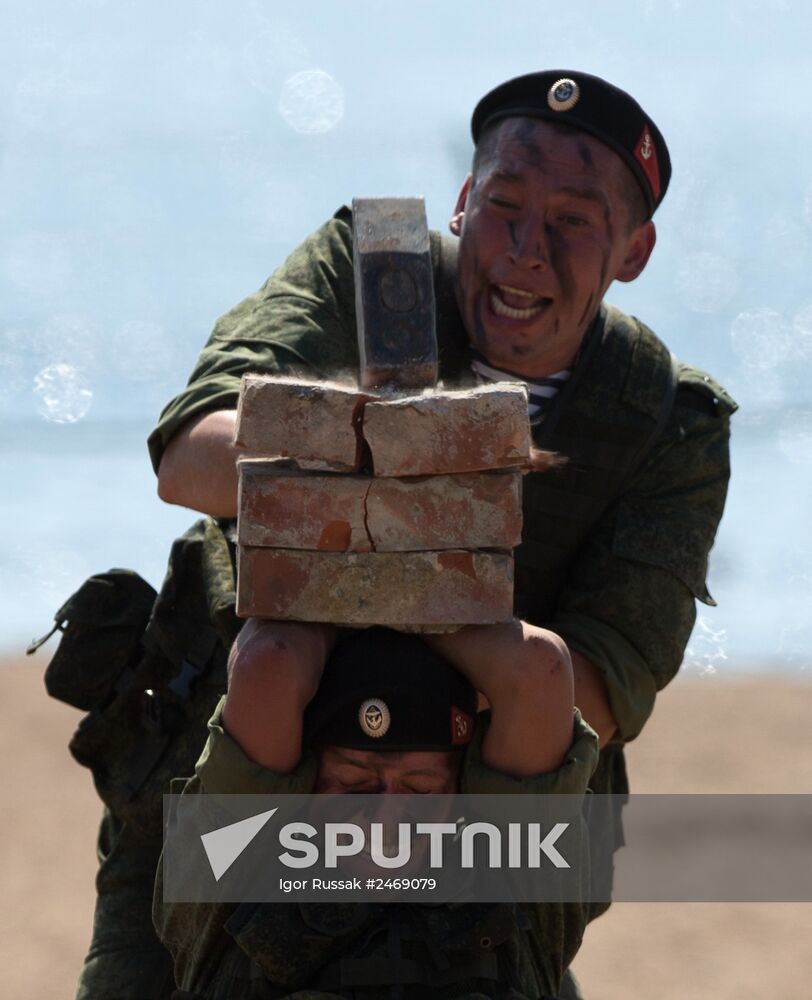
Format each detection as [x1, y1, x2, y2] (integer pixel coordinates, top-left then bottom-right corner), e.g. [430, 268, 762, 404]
[471, 118, 649, 232]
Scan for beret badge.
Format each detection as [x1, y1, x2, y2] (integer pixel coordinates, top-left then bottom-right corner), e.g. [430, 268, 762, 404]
[547, 78, 580, 112]
[359, 698, 390, 738]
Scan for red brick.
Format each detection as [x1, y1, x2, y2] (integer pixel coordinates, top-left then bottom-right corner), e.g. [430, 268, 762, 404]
[238, 463, 522, 553]
[366, 472, 522, 550]
[238, 461, 372, 552]
[363, 383, 530, 476]
[237, 548, 514, 626]
[234, 374, 374, 472]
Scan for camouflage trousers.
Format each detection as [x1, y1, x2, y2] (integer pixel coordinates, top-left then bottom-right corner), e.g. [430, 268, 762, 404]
[75, 810, 584, 1000]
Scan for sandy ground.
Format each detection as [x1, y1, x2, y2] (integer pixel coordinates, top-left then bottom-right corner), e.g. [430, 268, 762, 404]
[2, 653, 811, 1000]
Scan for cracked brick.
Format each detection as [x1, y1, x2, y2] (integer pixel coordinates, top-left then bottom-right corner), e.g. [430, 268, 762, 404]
[363, 383, 531, 476]
[234, 374, 375, 472]
[238, 460, 373, 552]
[238, 463, 522, 552]
[365, 471, 522, 550]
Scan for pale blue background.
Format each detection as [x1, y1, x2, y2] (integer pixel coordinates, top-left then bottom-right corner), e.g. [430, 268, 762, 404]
[2, 0, 811, 675]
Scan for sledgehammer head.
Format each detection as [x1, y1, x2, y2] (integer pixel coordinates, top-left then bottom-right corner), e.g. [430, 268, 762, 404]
[352, 197, 438, 391]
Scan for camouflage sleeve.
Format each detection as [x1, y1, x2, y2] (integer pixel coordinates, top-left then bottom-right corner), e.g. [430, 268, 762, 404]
[193, 696, 319, 794]
[147, 206, 360, 474]
[154, 698, 319, 993]
[460, 709, 598, 796]
[461, 710, 597, 988]
[549, 369, 736, 742]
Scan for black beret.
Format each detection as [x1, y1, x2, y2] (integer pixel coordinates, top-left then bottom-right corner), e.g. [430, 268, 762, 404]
[303, 627, 477, 752]
[471, 70, 671, 217]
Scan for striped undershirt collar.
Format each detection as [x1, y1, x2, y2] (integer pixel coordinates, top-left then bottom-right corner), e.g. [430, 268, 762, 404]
[469, 352, 571, 422]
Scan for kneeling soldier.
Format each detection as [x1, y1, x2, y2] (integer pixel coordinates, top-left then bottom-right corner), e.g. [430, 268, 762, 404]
[155, 624, 598, 999]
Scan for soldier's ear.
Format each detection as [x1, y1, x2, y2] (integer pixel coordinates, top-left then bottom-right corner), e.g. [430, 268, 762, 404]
[614, 221, 657, 283]
[449, 174, 472, 236]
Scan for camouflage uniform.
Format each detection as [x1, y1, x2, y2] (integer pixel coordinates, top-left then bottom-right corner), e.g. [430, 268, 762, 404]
[148, 206, 736, 755]
[74, 206, 734, 997]
[153, 700, 599, 999]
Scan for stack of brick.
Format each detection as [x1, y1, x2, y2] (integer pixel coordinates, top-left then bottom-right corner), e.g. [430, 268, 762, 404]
[234, 195, 532, 629]
[234, 375, 531, 628]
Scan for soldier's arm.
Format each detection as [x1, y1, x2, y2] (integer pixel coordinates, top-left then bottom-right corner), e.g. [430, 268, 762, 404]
[570, 650, 617, 746]
[148, 209, 359, 512]
[457, 703, 599, 988]
[153, 667, 324, 994]
[157, 409, 242, 517]
[221, 619, 337, 772]
[549, 372, 736, 743]
[425, 620, 575, 776]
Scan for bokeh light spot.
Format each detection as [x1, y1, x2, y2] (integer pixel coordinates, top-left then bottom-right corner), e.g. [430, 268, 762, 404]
[278, 69, 344, 135]
[33, 363, 93, 424]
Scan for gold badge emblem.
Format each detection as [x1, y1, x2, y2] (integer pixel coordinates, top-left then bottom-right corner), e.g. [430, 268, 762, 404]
[547, 78, 580, 112]
[359, 698, 390, 738]
[640, 130, 653, 160]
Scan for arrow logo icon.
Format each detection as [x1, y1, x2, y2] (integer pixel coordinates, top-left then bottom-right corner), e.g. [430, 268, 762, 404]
[200, 807, 277, 881]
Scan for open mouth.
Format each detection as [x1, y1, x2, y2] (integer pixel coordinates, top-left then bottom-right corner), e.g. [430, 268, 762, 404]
[489, 284, 551, 321]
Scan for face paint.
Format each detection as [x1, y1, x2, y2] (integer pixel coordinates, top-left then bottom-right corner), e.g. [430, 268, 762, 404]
[546, 223, 576, 308]
[514, 118, 544, 163]
[577, 293, 597, 329]
[453, 117, 648, 376]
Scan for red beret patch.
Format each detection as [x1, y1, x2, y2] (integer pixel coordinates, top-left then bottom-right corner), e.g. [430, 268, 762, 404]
[634, 124, 661, 204]
[451, 707, 474, 746]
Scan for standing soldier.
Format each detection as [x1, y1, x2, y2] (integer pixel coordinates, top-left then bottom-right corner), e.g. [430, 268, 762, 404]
[70, 70, 735, 998]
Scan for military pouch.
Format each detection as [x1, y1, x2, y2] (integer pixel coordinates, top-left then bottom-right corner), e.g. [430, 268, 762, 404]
[30, 518, 240, 839]
[64, 518, 240, 839]
[31, 569, 157, 712]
